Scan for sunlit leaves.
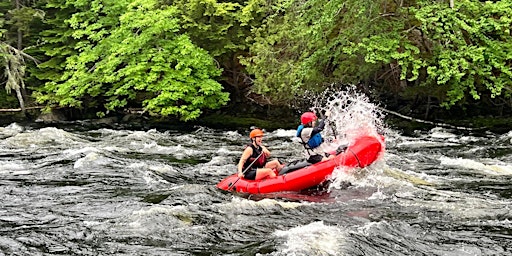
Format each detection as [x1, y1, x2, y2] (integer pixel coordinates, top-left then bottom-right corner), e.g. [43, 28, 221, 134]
[243, 0, 512, 109]
[37, 0, 229, 121]
[413, 0, 512, 107]
[174, 0, 253, 58]
[242, 0, 410, 103]
[10, 0, 512, 117]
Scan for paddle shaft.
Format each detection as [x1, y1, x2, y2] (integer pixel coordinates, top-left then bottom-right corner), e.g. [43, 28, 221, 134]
[320, 111, 337, 140]
[227, 151, 264, 191]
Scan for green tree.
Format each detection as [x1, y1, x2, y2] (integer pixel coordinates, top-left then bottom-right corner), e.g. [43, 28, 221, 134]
[410, 0, 512, 108]
[36, 0, 229, 121]
[171, 0, 269, 101]
[31, 0, 80, 88]
[241, 0, 409, 104]
[0, 0, 43, 113]
[242, 0, 512, 114]
[1, 43, 27, 112]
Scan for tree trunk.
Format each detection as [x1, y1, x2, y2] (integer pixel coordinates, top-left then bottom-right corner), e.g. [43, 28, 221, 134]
[15, 87, 26, 115]
[16, 0, 27, 115]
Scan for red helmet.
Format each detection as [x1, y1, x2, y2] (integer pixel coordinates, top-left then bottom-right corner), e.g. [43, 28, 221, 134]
[301, 112, 317, 125]
[249, 128, 264, 139]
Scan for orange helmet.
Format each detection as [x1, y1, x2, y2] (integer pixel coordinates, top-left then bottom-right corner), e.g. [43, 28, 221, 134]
[300, 112, 317, 125]
[249, 128, 264, 139]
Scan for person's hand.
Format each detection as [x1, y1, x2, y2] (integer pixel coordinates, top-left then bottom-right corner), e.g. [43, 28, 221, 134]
[238, 171, 244, 178]
[263, 148, 271, 157]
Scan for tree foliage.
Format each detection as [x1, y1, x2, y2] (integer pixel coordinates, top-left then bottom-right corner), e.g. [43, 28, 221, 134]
[242, 0, 512, 111]
[1, 0, 512, 120]
[0, 0, 43, 113]
[172, 0, 248, 58]
[36, 0, 229, 120]
[171, 0, 269, 97]
[2, 43, 26, 96]
[32, 0, 81, 85]
[241, 0, 411, 103]
[410, 0, 512, 108]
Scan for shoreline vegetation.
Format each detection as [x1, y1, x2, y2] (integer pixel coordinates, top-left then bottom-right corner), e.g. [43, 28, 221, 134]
[2, 1, 512, 131]
[1, 105, 510, 135]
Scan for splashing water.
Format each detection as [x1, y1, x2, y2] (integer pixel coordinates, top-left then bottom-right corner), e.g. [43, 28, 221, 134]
[305, 86, 388, 190]
[308, 85, 386, 143]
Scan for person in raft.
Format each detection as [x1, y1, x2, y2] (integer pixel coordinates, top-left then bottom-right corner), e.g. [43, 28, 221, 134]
[296, 111, 336, 164]
[237, 128, 284, 180]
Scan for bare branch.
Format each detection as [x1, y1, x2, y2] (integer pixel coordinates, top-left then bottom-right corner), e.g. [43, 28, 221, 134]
[0, 106, 44, 112]
[1, 42, 40, 65]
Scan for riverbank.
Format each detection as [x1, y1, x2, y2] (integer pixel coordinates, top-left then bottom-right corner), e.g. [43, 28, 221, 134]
[1, 107, 510, 135]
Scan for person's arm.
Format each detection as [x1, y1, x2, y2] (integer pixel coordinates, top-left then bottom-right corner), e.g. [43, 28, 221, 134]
[237, 147, 252, 177]
[311, 119, 326, 135]
[261, 145, 271, 157]
[312, 110, 330, 135]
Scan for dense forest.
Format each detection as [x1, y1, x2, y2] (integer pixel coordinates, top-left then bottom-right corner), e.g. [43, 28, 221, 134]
[1, 0, 511, 123]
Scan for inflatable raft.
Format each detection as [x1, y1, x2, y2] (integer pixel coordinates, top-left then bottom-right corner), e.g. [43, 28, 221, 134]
[216, 135, 385, 194]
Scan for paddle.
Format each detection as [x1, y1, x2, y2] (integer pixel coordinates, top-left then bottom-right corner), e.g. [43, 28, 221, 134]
[320, 109, 348, 155]
[227, 151, 264, 191]
[320, 109, 337, 140]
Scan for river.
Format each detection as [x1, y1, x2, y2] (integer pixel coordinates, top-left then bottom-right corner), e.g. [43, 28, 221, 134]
[1, 95, 512, 255]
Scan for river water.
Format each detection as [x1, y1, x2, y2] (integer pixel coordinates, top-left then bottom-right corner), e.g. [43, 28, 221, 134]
[1, 100, 512, 255]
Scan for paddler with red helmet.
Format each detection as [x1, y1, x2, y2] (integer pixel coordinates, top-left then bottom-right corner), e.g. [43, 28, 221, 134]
[237, 128, 284, 180]
[296, 111, 336, 163]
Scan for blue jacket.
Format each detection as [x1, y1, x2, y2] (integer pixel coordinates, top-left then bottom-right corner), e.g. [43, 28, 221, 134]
[296, 119, 326, 149]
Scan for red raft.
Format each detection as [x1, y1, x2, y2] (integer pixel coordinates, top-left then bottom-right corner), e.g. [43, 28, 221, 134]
[216, 135, 385, 194]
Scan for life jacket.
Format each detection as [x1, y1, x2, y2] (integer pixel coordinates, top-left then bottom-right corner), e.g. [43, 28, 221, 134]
[296, 125, 323, 149]
[243, 144, 267, 169]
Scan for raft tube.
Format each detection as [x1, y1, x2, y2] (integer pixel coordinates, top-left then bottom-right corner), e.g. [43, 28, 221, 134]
[216, 135, 385, 194]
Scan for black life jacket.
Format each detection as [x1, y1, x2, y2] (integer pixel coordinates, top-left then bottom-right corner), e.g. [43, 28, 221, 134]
[243, 144, 267, 169]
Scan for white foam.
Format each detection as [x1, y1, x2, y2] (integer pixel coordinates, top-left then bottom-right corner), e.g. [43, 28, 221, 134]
[440, 156, 512, 175]
[217, 197, 304, 213]
[223, 130, 241, 138]
[63, 146, 101, 157]
[0, 161, 25, 171]
[215, 147, 232, 155]
[272, 129, 297, 138]
[4, 127, 87, 148]
[73, 152, 114, 169]
[274, 221, 345, 255]
[428, 127, 457, 139]
[0, 123, 24, 137]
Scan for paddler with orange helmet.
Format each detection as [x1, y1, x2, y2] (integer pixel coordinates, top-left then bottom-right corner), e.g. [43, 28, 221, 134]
[237, 128, 284, 180]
